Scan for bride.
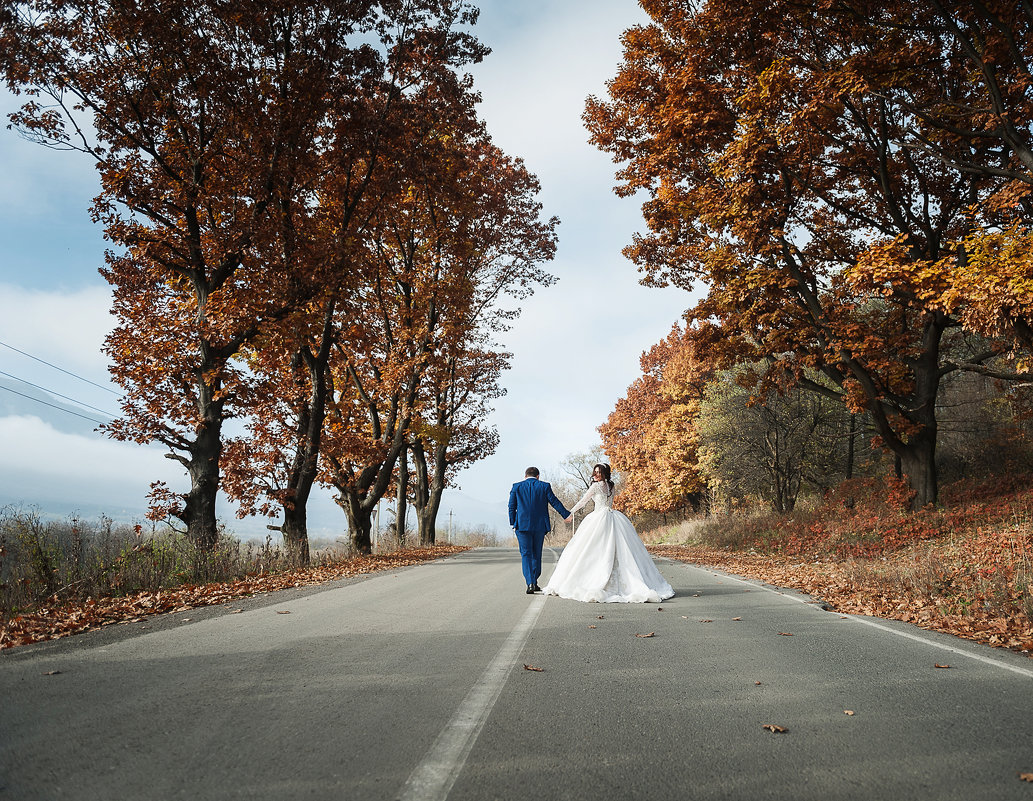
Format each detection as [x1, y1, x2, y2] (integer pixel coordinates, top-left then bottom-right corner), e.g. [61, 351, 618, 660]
[543, 463, 674, 603]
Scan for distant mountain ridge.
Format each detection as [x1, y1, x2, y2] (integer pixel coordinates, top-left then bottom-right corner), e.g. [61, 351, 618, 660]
[0, 376, 113, 437]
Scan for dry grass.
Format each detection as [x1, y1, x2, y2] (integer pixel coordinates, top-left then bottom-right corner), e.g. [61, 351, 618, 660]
[0, 506, 470, 647]
[646, 475, 1033, 655]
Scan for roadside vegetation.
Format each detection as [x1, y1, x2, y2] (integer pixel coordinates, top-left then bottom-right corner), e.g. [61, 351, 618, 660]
[0, 508, 468, 650]
[642, 475, 1033, 655]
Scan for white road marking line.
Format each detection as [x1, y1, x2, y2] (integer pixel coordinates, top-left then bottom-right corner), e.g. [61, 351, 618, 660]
[670, 561, 1033, 680]
[397, 593, 548, 801]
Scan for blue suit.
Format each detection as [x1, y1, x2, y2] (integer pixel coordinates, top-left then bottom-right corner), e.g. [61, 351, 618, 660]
[509, 477, 570, 586]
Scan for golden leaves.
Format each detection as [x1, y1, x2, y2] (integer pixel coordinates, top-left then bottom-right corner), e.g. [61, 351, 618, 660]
[523, 664, 544, 672]
[635, 632, 657, 638]
[762, 724, 788, 734]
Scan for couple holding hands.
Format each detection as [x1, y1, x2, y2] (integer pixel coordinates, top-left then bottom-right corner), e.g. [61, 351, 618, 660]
[508, 464, 674, 604]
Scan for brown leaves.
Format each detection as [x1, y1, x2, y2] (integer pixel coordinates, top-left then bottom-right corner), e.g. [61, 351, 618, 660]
[651, 539, 1033, 656]
[934, 663, 951, 669]
[523, 664, 544, 672]
[844, 710, 855, 716]
[762, 724, 788, 734]
[635, 632, 657, 638]
[778, 632, 793, 636]
[1019, 773, 1033, 783]
[1, 546, 469, 650]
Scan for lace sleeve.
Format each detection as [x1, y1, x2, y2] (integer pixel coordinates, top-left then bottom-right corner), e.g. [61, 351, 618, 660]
[569, 482, 601, 513]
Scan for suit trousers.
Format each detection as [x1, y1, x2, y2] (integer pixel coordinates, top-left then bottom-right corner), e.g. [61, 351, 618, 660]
[515, 529, 546, 585]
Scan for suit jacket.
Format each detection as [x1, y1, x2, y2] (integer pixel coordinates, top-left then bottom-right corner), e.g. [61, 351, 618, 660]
[509, 477, 570, 533]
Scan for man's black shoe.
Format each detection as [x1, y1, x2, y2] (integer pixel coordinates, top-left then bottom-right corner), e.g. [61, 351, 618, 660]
[526, 584, 535, 594]
[532, 584, 542, 592]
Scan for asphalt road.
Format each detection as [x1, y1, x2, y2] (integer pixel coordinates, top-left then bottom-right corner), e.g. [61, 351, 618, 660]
[2, 546, 1032, 800]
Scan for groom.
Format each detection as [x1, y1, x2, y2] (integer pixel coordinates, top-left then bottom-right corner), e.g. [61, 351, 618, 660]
[509, 467, 571, 594]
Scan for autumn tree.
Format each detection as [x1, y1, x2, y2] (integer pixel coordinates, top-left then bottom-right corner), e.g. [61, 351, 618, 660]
[314, 113, 557, 554]
[864, 1, 1033, 350]
[586, 0, 1033, 508]
[217, 3, 487, 562]
[3, 1, 422, 546]
[697, 370, 854, 514]
[408, 345, 505, 545]
[599, 325, 709, 518]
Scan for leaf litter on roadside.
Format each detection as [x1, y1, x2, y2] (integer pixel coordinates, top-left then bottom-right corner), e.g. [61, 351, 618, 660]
[0, 545, 471, 650]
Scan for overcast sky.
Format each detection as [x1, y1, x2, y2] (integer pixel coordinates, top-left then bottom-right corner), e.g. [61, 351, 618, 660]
[0, 0, 696, 536]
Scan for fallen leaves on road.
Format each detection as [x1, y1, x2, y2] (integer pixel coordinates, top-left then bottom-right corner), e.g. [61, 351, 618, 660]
[635, 632, 657, 638]
[42, 670, 61, 676]
[0, 545, 470, 650]
[276, 610, 291, 615]
[699, 619, 713, 623]
[651, 535, 1033, 656]
[778, 632, 794, 636]
[1019, 773, 1033, 782]
[732, 617, 742, 621]
[523, 664, 544, 672]
[762, 724, 788, 733]
[935, 663, 951, 669]
[588, 625, 597, 629]
[844, 710, 855, 716]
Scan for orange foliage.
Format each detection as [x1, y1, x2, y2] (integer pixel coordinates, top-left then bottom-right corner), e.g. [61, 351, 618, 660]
[585, 0, 1033, 508]
[600, 325, 711, 515]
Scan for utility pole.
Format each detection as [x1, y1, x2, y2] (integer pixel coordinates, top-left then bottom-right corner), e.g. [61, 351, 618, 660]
[448, 510, 453, 544]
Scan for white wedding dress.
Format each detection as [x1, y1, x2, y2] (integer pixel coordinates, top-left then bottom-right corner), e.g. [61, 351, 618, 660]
[543, 481, 674, 603]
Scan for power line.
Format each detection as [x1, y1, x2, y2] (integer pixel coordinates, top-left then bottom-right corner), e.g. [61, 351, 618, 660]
[0, 369, 120, 419]
[0, 339, 119, 396]
[0, 384, 109, 427]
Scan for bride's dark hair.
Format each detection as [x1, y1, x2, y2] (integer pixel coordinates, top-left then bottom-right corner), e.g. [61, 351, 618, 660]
[594, 463, 614, 495]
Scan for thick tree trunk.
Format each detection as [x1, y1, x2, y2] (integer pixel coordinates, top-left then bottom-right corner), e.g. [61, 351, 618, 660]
[411, 443, 434, 545]
[277, 316, 335, 566]
[898, 435, 938, 509]
[338, 491, 374, 554]
[281, 504, 311, 565]
[180, 403, 224, 551]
